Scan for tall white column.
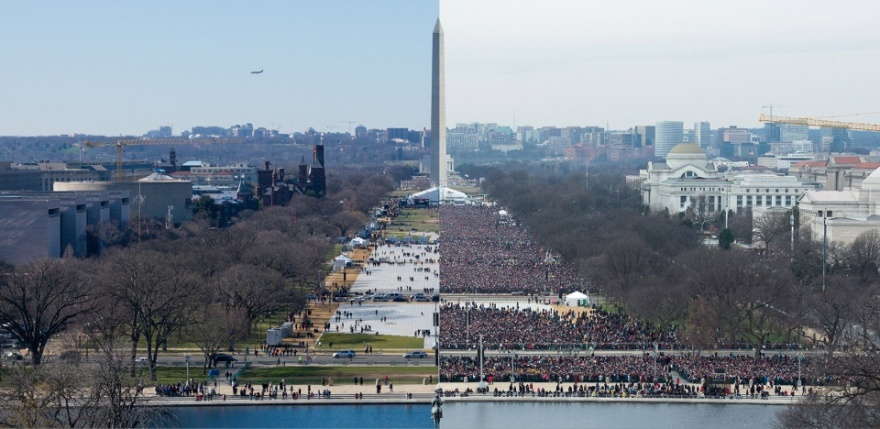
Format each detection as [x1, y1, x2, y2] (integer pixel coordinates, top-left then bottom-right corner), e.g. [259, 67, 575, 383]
[431, 19, 447, 186]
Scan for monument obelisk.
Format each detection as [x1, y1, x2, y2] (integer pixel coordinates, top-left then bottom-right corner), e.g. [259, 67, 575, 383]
[431, 18, 447, 186]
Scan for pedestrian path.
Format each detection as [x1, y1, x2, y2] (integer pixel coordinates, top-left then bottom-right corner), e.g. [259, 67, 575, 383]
[330, 301, 436, 348]
[350, 244, 439, 295]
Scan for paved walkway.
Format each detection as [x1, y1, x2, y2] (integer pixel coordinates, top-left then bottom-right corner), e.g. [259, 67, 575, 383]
[148, 380, 806, 406]
[350, 244, 439, 295]
[327, 301, 436, 348]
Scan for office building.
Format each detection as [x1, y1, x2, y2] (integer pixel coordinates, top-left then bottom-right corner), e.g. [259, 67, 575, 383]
[695, 121, 710, 148]
[654, 121, 683, 159]
[780, 124, 809, 142]
[634, 125, 655, 148]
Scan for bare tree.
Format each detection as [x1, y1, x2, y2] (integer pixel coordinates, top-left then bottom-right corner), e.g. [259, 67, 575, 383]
[775, 391, 880, 429]
[684, 194, 711, 232]
[594, 235, 653, 300]
[0, 259, 95, 366]
[625, 272, 687, 332]
[0, 343, 168, 428]
[186, 304, 249, 374]
[752, 210, 791, 253]
[727, 207, 753, 244]
[736, 261, 794, 358]
[99, 248, 200, 381]
[329, 211, 369, 238]
[807, 275, 858, 358]
[846, 229, 880, 282]
[216, 263, 288, 329]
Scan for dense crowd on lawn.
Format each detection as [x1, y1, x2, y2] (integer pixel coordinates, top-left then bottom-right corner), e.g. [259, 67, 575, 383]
[439, 303, 679, 350]
[440, 353, 829, 387]
[439, 205, 585, 294]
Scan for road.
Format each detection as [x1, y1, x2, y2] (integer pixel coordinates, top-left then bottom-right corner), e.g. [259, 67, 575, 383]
[148, 353, 437, 367]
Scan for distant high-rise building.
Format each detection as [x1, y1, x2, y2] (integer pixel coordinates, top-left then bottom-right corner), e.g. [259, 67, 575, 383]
[779, 124, 809, 142]
[355, 125, 367, 139]
[634, 125, 655, 148]
[654, 121, 683, 158]
[386, 128, 410, 142]
[430, 18, 447, 186]
[822, 127, 852, 153]
[695, 121, 710, 148]
[683, 129, 696, 143]
[764, 123, 781, 143]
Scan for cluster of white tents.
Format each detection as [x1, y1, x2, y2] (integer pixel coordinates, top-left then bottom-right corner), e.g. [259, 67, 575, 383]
[332, 238, 372, 271]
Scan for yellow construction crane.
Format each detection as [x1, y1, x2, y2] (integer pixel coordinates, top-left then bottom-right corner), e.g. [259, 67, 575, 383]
[758, 113, 880, 132]
[83, 138, 245, 181]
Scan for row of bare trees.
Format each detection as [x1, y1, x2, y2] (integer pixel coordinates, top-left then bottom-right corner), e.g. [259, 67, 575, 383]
[0, 170, 394, 427]
[470, 163, 880, 426]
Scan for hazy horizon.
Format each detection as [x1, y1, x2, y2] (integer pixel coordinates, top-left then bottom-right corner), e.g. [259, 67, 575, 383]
[3, 0, 880, 136]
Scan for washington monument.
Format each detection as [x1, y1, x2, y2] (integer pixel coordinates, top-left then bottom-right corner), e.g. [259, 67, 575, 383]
[431, 18, 447, 186]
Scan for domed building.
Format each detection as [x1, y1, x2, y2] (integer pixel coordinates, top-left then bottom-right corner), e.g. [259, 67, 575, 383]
[54, 172, 192, 225]
[665, 143, 710, 170]
[798, 166, 880, 244]
[635, 143, 813, 216]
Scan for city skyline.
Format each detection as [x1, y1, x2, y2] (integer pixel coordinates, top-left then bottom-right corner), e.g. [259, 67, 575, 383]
[4, 1, 880, 136]
[1, 1, 437, 136]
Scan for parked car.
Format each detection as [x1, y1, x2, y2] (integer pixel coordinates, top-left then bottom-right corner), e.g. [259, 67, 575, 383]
[214, 353, 237, 364]
[403, 351, 428, 359]
[135, 357, 149, 365]
[5, 352, 22, 361]
[414, 294, 430, 302]
[372, 294, 387, 302]
[333, 350, 356, 358]
[431, 294, 441, 302]
[3, 340, 24, 350]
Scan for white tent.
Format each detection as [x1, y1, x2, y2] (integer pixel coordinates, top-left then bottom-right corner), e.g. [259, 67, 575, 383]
[350, 237, 369, 248]
[409, 186, 470, 205]
[332, 254, 352, 271]
[565, 291, 590, 307]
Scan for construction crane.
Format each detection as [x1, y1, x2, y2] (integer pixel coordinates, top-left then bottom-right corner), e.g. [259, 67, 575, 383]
[83, 138, 245, 181]
[762, 104, 791, 120]
[758, 113, 880, 132]
[336, 121, 356, 135]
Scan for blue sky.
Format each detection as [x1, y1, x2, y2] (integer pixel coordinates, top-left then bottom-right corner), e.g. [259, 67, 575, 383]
[0, 1, 438, 135]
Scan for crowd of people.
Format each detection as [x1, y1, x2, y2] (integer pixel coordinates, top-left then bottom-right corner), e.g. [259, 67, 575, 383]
[439, 303, 679, 350]
[439, 206, 584, 294]
[440, 353, 828, 388]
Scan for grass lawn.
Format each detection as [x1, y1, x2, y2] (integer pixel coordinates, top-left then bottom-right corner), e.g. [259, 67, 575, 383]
[386, 209, 440, 236]
[153, 366, 216, 385]
[235, 366, 436, 385]
[317, 334, 424, 352]
[399, 209, 437, 222]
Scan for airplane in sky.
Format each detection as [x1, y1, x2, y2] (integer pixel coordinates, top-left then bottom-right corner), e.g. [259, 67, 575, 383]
[251, 70, 263, 74]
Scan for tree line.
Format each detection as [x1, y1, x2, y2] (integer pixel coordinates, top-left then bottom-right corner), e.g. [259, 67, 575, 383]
[465, 163, 880, 426]
[0, 169, 394, 427]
